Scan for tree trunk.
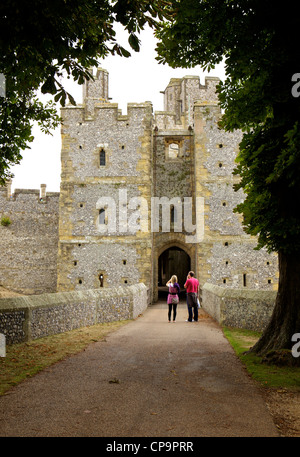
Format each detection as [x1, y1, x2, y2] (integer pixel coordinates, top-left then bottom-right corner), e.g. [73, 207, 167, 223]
[251, 250, 300, 358]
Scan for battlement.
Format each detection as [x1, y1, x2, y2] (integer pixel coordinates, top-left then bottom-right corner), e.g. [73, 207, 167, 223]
[61, 100, 153, 126]
[0, 181, 59, 202]
[82, 67, 109, 102]
[155, 75, 221, 129]
[163, 75, 220, 101]
[69, 68, 220, 126]
[81, 67, 152, 120]
[61, 96, 153, 123]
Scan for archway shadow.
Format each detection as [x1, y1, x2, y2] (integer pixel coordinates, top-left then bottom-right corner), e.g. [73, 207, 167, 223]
[157, 246, 191, 303]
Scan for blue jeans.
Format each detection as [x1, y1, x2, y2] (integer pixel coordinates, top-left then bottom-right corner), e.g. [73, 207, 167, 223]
[187, 293, 198, 322]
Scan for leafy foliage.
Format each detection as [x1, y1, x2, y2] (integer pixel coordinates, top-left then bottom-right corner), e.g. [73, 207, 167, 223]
[0, 0, 172, 184]
[156, 0, 300, 255]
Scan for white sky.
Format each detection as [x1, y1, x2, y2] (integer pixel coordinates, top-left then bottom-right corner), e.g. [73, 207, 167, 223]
[9, 26, 226, 193]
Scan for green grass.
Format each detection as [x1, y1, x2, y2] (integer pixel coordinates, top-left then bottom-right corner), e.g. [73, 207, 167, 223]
[0, 320, 130, 396]
[223, 327, 300, 390]
[0, 216, 11, 226]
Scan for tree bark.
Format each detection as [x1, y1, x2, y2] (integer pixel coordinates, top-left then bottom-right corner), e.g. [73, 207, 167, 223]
[251, 250, 300, 357]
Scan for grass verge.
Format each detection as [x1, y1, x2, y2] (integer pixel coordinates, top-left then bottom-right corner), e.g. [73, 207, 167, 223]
[0, 320, 130, 396]
[223, 327, 300, 390]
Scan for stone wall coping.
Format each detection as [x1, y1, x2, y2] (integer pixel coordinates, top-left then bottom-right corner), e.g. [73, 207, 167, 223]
[14, 189, 40, 195]
[0, 283, 147, 312]
[1, 283, 148, 344]
[0, 189, 60, 200]
[202, 282, 277, 302]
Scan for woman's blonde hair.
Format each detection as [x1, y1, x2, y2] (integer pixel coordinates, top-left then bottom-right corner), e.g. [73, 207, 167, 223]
[171, 275, 177, 284]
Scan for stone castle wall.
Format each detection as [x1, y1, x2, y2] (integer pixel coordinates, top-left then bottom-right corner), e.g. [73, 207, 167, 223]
[0, 185, 59, 295]
[193, 101, 278, 290]
[154, 75, 278, 294]
[0, 68, 279, 302]
[57, 71, 154, 297]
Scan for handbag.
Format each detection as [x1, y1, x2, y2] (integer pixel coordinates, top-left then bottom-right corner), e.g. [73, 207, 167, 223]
[169, 285, 179, 305]
[197, 298, 201, 308]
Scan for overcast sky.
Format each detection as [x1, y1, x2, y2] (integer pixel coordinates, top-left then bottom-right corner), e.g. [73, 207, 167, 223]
[10, 26, 226, 193]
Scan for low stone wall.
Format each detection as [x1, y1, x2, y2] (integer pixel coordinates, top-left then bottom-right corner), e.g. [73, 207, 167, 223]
[0, 283, 148, 345]
[202, 283, 277, 331]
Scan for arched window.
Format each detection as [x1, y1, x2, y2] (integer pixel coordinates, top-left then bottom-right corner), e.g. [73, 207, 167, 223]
[100, 148, 106, 166]
[99, 208, 106, 224]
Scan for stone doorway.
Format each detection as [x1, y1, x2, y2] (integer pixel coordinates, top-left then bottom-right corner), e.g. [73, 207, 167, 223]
[157, 246, 191, 301]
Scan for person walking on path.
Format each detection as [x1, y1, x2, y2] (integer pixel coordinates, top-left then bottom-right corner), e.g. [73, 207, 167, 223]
[166, 275, 180, 322]
[184, 271, 199, 322]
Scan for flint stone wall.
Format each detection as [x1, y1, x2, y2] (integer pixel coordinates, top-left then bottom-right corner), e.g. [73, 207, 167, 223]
[0, 187, 59, 295]
[0, 283, 147, 344]
[202, 283, 276, 331]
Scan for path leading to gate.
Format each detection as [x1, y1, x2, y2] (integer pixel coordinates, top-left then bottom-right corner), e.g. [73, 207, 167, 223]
[0, 302, 278, 437]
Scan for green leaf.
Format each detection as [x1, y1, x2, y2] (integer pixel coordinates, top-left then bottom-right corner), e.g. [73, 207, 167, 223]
[128, 33, 140, 52]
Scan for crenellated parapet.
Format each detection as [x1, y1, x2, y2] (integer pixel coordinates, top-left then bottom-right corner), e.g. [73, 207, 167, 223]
[0, 181, 59, 203]
[155, 75, 221, 130]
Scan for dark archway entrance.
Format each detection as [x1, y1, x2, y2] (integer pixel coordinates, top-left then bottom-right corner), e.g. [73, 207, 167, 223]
[158, 246, 191, 301]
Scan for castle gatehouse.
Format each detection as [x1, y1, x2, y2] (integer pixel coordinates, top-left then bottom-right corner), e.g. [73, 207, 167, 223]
[0, 68, 278, 303]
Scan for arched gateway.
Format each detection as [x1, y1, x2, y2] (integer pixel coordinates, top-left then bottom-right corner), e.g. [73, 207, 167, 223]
[153, 240, 195, 303]
[158, 247, 191, 301]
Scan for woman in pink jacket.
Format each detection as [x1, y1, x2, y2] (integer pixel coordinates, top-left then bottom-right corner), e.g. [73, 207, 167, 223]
[166, 275, 180, 322]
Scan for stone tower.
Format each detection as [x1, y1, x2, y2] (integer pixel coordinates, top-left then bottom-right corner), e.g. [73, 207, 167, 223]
[57, 68, 154, 299]
[57, 68, 278, 302]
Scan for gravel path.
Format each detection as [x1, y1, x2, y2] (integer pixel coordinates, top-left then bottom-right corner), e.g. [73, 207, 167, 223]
[0, 303, 278, 437]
